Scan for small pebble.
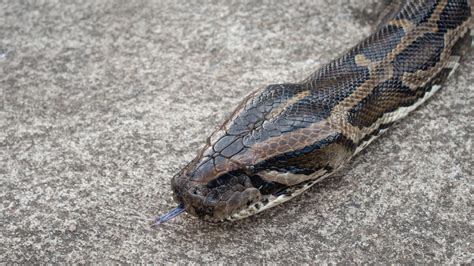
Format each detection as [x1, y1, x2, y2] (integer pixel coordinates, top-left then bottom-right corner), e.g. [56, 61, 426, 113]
[68, 222, 77, 232]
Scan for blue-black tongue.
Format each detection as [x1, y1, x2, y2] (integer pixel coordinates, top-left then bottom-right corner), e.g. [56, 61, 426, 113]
[151, 204, 185, 227]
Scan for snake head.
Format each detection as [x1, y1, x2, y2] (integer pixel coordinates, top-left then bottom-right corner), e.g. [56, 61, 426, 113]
[171, 167, 263, 223]
[170, 84, 354, 222]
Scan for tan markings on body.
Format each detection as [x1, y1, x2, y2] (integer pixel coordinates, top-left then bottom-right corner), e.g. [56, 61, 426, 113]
[388, 19, 415, 32]
[266, 90, 311, 121]
[401, 19, 471, 90]
[327, 0, 452, 143]
[354, 54, 372, 66]
[190, 0, 469, 185]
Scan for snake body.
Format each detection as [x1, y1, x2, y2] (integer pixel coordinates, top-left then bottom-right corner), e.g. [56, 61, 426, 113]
[169, 0, 472, 222]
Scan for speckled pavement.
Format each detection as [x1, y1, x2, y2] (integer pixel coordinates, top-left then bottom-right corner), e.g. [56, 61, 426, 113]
[1, 0, 473, 263]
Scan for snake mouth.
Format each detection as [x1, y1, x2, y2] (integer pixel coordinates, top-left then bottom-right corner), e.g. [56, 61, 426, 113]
[171, 168, 327, 222]
[225, 178, 320, 221]
[171, 170, 298, 222]
[171, 171, 263, 222]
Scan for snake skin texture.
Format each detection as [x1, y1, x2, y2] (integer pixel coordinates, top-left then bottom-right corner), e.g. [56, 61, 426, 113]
[169, 0, 472, 222]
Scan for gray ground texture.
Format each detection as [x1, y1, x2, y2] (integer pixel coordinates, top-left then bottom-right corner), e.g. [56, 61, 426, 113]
[1, 0, 473, 263]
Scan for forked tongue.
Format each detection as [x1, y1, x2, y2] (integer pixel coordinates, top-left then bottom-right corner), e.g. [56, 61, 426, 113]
[151, 204, 185, 227]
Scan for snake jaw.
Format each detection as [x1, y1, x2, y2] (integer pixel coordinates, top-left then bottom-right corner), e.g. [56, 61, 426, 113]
[160, 170, 327, 224]
[182, 187, 263, 222]
[171, 164, 331, 222]
[226, 178, 323, 221]
[170, 150, 337, 222]
[171, 170, 266, 222]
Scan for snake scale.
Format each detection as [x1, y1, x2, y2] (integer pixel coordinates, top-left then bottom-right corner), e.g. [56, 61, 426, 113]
[154, 0, 473, 224]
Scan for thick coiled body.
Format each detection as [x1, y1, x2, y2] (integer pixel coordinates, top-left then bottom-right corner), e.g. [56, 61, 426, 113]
[170, 0, 472, 222]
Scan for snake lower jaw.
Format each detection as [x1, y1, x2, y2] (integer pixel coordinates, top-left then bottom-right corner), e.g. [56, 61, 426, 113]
[173, 176, 264, 222]
[226, 178, 322, 221]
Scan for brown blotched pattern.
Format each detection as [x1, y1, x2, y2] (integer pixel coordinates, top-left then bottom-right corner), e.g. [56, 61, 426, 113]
[171, 0, 472, 222]
[2, 0, 474, 263]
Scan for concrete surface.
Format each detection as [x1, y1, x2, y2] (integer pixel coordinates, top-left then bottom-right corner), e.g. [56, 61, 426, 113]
[1, 0, 473, 263]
